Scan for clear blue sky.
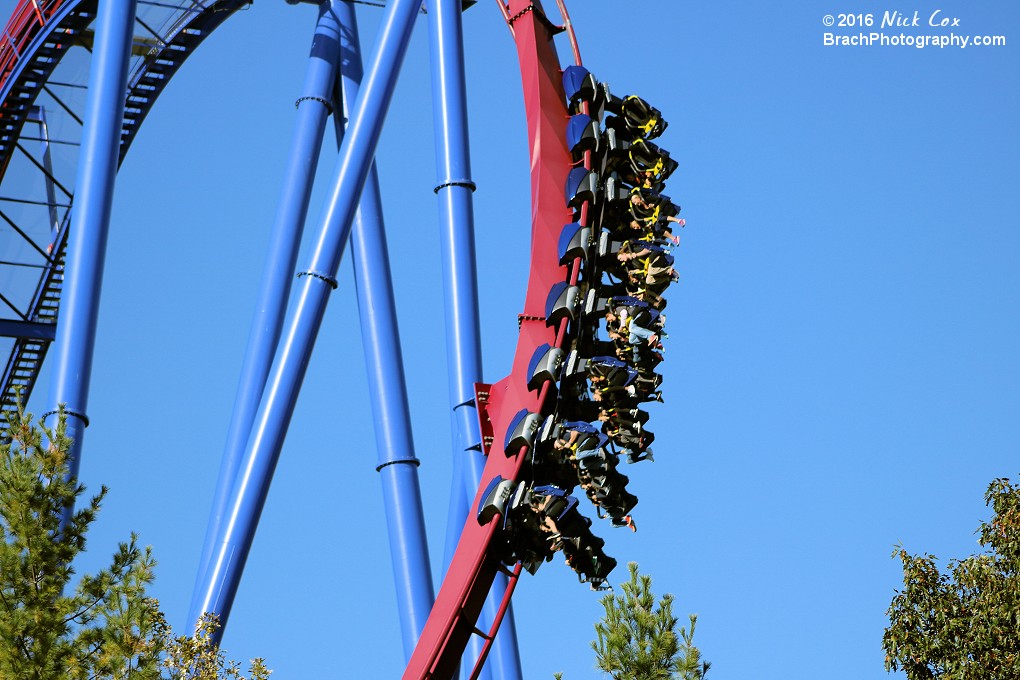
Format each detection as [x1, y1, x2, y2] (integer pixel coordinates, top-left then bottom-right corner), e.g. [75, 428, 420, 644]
[5, 0, 1019, 677]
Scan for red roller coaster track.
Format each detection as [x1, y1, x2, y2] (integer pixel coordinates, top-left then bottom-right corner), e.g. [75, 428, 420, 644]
[403, 0, 579, 677]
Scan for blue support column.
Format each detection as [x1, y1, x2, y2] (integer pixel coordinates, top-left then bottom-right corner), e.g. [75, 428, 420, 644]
[332, 0, 435, 660]
[190, 0, 342, 628]
[43, 0, 137, 483]
[426, 1, 523, 678]
[191, 0, 424, 641]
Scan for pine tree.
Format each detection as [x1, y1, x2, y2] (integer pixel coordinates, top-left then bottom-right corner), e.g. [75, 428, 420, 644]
[152, 612, 270, 680]
[591, 562, 709, 680]
[0, 402, 160, 678]
[0, 401, 270, 679]
[884, 477, 1020, 679]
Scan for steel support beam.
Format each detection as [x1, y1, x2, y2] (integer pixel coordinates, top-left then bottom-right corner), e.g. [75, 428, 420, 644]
[0, 319, 56, 340]
[43, 0, 137, 483]
[191, 0, 424, 641]
[332, 0, 435, 661]
[189, 0, 343, 629]
[426, 0, 522, 677]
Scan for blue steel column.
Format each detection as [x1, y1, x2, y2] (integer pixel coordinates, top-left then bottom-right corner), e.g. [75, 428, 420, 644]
[43, 0, 136, 481]
[426, 1, 523, 678]
[192, 0, 424, 641]
[332, 0, 434, 660]
[190, 0, 342, 627]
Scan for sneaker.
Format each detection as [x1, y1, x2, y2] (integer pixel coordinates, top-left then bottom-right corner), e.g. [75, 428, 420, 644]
[618, 515, 637, 532]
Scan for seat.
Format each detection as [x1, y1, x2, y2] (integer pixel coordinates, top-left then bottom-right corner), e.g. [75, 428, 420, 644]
[528, 343, 565, 391]
[546, 282, 582, 329]
[587, 356, 637, 387]
[628, 138, 678, 181]
[601, 174, 631, 204]
[562, 65, 598, 110]
[619, 95, 667, 139]
[565, 167, 599, 209]
[504, 408, 541, 456]
[566, 113, 600, 158]
[558, 222, 592, 264]
[561, 65, 610, 118]
[476, 476, 515, 525]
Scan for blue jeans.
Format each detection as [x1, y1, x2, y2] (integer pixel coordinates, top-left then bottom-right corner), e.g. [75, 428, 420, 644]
[628, 323, 655, 362]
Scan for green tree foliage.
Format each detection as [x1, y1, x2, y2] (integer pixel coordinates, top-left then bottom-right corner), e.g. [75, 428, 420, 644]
[590, 562, 709, 680]
[884, 477, 1020, 679]
[0, 402, 269, 679]
[152, 612, 270, 680]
